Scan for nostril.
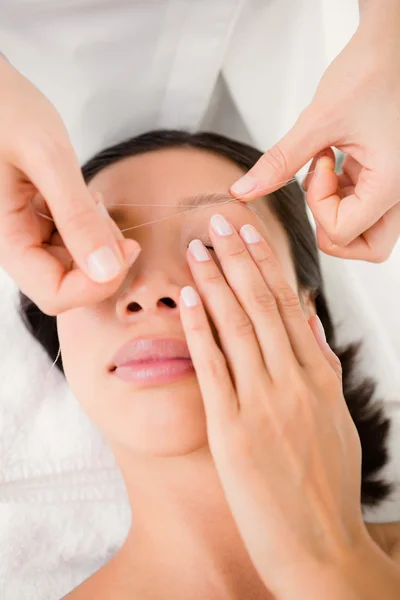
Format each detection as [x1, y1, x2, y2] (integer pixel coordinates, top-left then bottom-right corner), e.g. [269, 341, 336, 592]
[159, 297, 177, 308]
[127, 302, 142, 313]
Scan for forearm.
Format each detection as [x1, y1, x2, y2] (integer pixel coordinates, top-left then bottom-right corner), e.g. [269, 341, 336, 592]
[277, 541, 400, 600]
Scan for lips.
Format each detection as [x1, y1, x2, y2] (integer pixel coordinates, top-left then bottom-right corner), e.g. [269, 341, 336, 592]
[110, 337, 194, 386]
[111, 337, 192, 369]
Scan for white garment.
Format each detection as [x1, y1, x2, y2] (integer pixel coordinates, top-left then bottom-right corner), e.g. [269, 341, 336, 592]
[0, 1, 400, 599]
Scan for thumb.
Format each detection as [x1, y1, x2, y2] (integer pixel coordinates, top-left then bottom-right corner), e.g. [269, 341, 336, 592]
[23, 141, 132, 284]
[229, 106, 331, 200]
[309, 315, 343, 385]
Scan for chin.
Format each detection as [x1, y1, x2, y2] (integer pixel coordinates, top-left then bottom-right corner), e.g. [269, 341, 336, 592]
[102, 383, 209, 457]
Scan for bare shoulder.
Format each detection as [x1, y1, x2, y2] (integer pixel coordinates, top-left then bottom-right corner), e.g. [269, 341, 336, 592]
[59, 562, 115, 599]
[59, 580, 93, 600]
[59, 552, 146, 599]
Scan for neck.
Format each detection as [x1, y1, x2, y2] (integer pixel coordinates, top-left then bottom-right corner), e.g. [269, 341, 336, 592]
[109, 444, 273, 599]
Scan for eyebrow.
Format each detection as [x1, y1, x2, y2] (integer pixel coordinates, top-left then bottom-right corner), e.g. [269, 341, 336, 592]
[106, 192, 237, 221]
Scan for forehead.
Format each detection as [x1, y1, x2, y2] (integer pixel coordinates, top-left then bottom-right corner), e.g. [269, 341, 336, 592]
[87, 147, 246, 207]
[87, 145, 287, 241]
[87, 146, 277, 235]
[87, 146, 297, 288]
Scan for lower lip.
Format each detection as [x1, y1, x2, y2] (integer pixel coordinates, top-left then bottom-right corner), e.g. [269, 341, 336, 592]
[114, 358, 195, 385]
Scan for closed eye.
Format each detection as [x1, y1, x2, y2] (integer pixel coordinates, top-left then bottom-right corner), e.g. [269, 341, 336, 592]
[187, 238, 214, 251]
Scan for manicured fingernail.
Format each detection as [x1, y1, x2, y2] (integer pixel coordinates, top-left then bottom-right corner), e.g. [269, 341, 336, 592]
[316, 316, 327, 343]
[230, 175, 257, 196]
[240, 224, 261, 244]
[189, 239, 211, 261]
[210, 214, 233, 236]
[97, 201, 110, 220]
[87, 246, 122, 282]
[126, 244, 141, 267]
[181, 286, 199, 307]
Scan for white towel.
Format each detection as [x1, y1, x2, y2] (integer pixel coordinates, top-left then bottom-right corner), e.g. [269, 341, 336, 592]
[0, 268, 131, 598]
[1, 1, 399, 596]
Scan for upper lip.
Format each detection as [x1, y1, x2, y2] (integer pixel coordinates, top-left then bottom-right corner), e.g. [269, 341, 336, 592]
[111, 337, 191, 369]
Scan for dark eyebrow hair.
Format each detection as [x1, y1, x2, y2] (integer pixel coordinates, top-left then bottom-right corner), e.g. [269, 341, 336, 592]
[106, 192, 237, 221]
[177, 192, 235, 209]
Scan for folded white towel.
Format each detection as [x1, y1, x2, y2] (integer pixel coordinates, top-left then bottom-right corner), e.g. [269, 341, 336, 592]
[1, 242, 400, 600]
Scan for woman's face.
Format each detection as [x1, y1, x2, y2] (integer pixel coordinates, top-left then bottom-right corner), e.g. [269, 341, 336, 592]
[57, 147, 311, 457]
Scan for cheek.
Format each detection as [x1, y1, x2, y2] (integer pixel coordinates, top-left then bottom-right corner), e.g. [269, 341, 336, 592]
[57, 311, 103, 404]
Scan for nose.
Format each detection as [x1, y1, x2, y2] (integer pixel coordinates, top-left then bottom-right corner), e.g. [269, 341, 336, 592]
[116, 266, 186, 322]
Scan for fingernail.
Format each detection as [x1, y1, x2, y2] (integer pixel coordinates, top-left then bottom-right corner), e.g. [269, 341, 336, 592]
[210, 214, 233, 236]
[126, 245, 141, 267]
[240, 224, 261, 244]
[316, 156, 334, 172]
[87, 246, 122, 282]
[97, 201, 110, 220]
[189, 239, 211, 261]
[316, 316, 327, 343]
[230, 175, 257, 196]
[181, 285, 199, 307]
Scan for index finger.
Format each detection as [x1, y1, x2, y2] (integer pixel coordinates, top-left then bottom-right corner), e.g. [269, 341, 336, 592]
[0, 163, 139, 315]
[18, 137, 130, 282]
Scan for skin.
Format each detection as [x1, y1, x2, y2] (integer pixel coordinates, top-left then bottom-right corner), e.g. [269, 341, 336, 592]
[57, 148, 399, 599]
[230, 0, 400, 262]
[0, 56, 140, 315]
[1, 0, 400, 325]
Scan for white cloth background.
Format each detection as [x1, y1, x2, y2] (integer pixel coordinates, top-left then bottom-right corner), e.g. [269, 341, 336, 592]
[0, 1, 399, 598]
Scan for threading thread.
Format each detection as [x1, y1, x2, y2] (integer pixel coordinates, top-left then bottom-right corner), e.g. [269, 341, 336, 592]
[34, 170, 313, 232]
[37, 166, 326, 377]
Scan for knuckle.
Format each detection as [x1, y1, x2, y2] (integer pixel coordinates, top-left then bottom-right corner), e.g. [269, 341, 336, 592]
[226, 245, 247, 260]
[275, 285, 300, 311]
[204, 352, 227, 379]
[202, 269, 225, 285]
[249, 288, 277, 312]
[327, 231, 349, 246]
[369, 247, 391, 263]
[256, 250, 277, 270]
[187, 320, 209, 335]
[35, 296, 59, 317]
[230, 312, 254, 338]
[316, 236, 334, 255]
[62, 205, 98, 233]
[260, 144, 288, 175]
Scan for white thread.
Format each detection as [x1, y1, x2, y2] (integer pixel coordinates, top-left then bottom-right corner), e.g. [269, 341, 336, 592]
[120, 197, 242, 232]
[38, 165, 328, 379]
[34, 169, 313, 231]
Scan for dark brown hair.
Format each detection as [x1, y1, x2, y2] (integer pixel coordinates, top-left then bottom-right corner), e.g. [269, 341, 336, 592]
[19, 129, 394, 510]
